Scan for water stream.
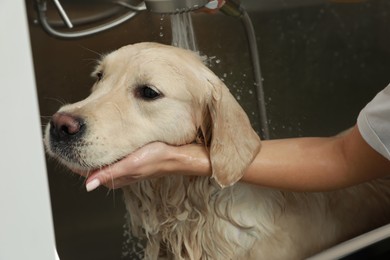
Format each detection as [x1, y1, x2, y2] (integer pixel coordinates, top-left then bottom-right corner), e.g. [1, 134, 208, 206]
[170, 12, 198, 52]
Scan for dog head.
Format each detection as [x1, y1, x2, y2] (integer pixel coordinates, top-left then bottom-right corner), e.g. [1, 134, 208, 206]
[45, 42, 261, 187]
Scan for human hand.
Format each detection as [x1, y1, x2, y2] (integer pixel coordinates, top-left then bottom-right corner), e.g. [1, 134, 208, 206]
[85, 142, 176, 191]
[84, 142, 211, 192]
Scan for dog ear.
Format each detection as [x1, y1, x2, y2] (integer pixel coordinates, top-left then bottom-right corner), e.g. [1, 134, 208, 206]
[202, 74, 261, 188]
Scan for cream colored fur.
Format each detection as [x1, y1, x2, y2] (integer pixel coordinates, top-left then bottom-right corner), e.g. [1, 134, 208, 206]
[45, 42, 390, 259]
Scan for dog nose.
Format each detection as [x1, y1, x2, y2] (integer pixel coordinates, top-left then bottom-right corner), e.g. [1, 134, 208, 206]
[50, 112, 85, 141]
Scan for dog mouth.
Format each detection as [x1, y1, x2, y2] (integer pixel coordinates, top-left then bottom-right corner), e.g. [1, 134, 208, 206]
[45, 112, 132, 174]
[46, 130, 134, 175]
[46, 136, 131, 175]
[62, 142, 156, 177]
[64, 153, 129, 177]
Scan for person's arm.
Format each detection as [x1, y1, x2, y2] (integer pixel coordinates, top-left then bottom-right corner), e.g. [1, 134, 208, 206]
[169, 125, 390, 191]
[85, 125, 390, 192]
[242, 126, 390, 191]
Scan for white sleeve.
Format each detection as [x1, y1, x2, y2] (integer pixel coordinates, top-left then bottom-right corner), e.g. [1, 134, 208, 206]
[357, 84, 390, 160]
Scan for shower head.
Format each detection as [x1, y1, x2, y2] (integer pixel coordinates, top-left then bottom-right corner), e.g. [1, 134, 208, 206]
[144, 0, 209, 13]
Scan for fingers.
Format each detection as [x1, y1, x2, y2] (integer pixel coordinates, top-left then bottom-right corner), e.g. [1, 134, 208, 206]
[85, 162, 136, 192]
[84, 145, 151, 191]
[83, 142, 171, 192]
[86, 174, 137, 191]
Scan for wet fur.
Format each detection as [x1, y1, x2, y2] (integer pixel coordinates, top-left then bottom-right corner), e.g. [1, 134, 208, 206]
[45, 42, 390, 259]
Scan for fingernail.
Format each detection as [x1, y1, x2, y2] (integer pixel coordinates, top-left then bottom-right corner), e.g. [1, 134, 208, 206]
[86, 179, 100, 192]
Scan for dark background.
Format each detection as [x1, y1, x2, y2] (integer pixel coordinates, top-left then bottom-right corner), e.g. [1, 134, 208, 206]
[25, 0, 390, 259]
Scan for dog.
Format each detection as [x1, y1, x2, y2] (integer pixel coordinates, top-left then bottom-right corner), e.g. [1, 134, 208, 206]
[44, 42, 390, 259]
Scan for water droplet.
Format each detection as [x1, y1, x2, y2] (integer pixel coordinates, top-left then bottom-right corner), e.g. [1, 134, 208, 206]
[215, 59, 221, 64]
[236, 95, 241, 100]
[223, 73, 227, 78]
[159, 32, 164, 37]
[248, 90, 253, 94]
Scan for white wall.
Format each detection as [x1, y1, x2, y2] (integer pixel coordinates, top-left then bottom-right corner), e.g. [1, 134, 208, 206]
[0, 1, 57, 259]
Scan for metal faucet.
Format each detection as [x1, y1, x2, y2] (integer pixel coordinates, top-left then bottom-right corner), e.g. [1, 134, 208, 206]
[35, 0, 146, 39]
[34, 0, 215, 39]
[34, 0, 246, 39]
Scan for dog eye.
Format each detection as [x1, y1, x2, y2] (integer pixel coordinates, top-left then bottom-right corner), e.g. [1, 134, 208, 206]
[136, 85, 162, 100]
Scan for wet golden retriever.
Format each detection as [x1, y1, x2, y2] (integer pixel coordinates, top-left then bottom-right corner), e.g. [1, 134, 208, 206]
[45, 42, 390, 259]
